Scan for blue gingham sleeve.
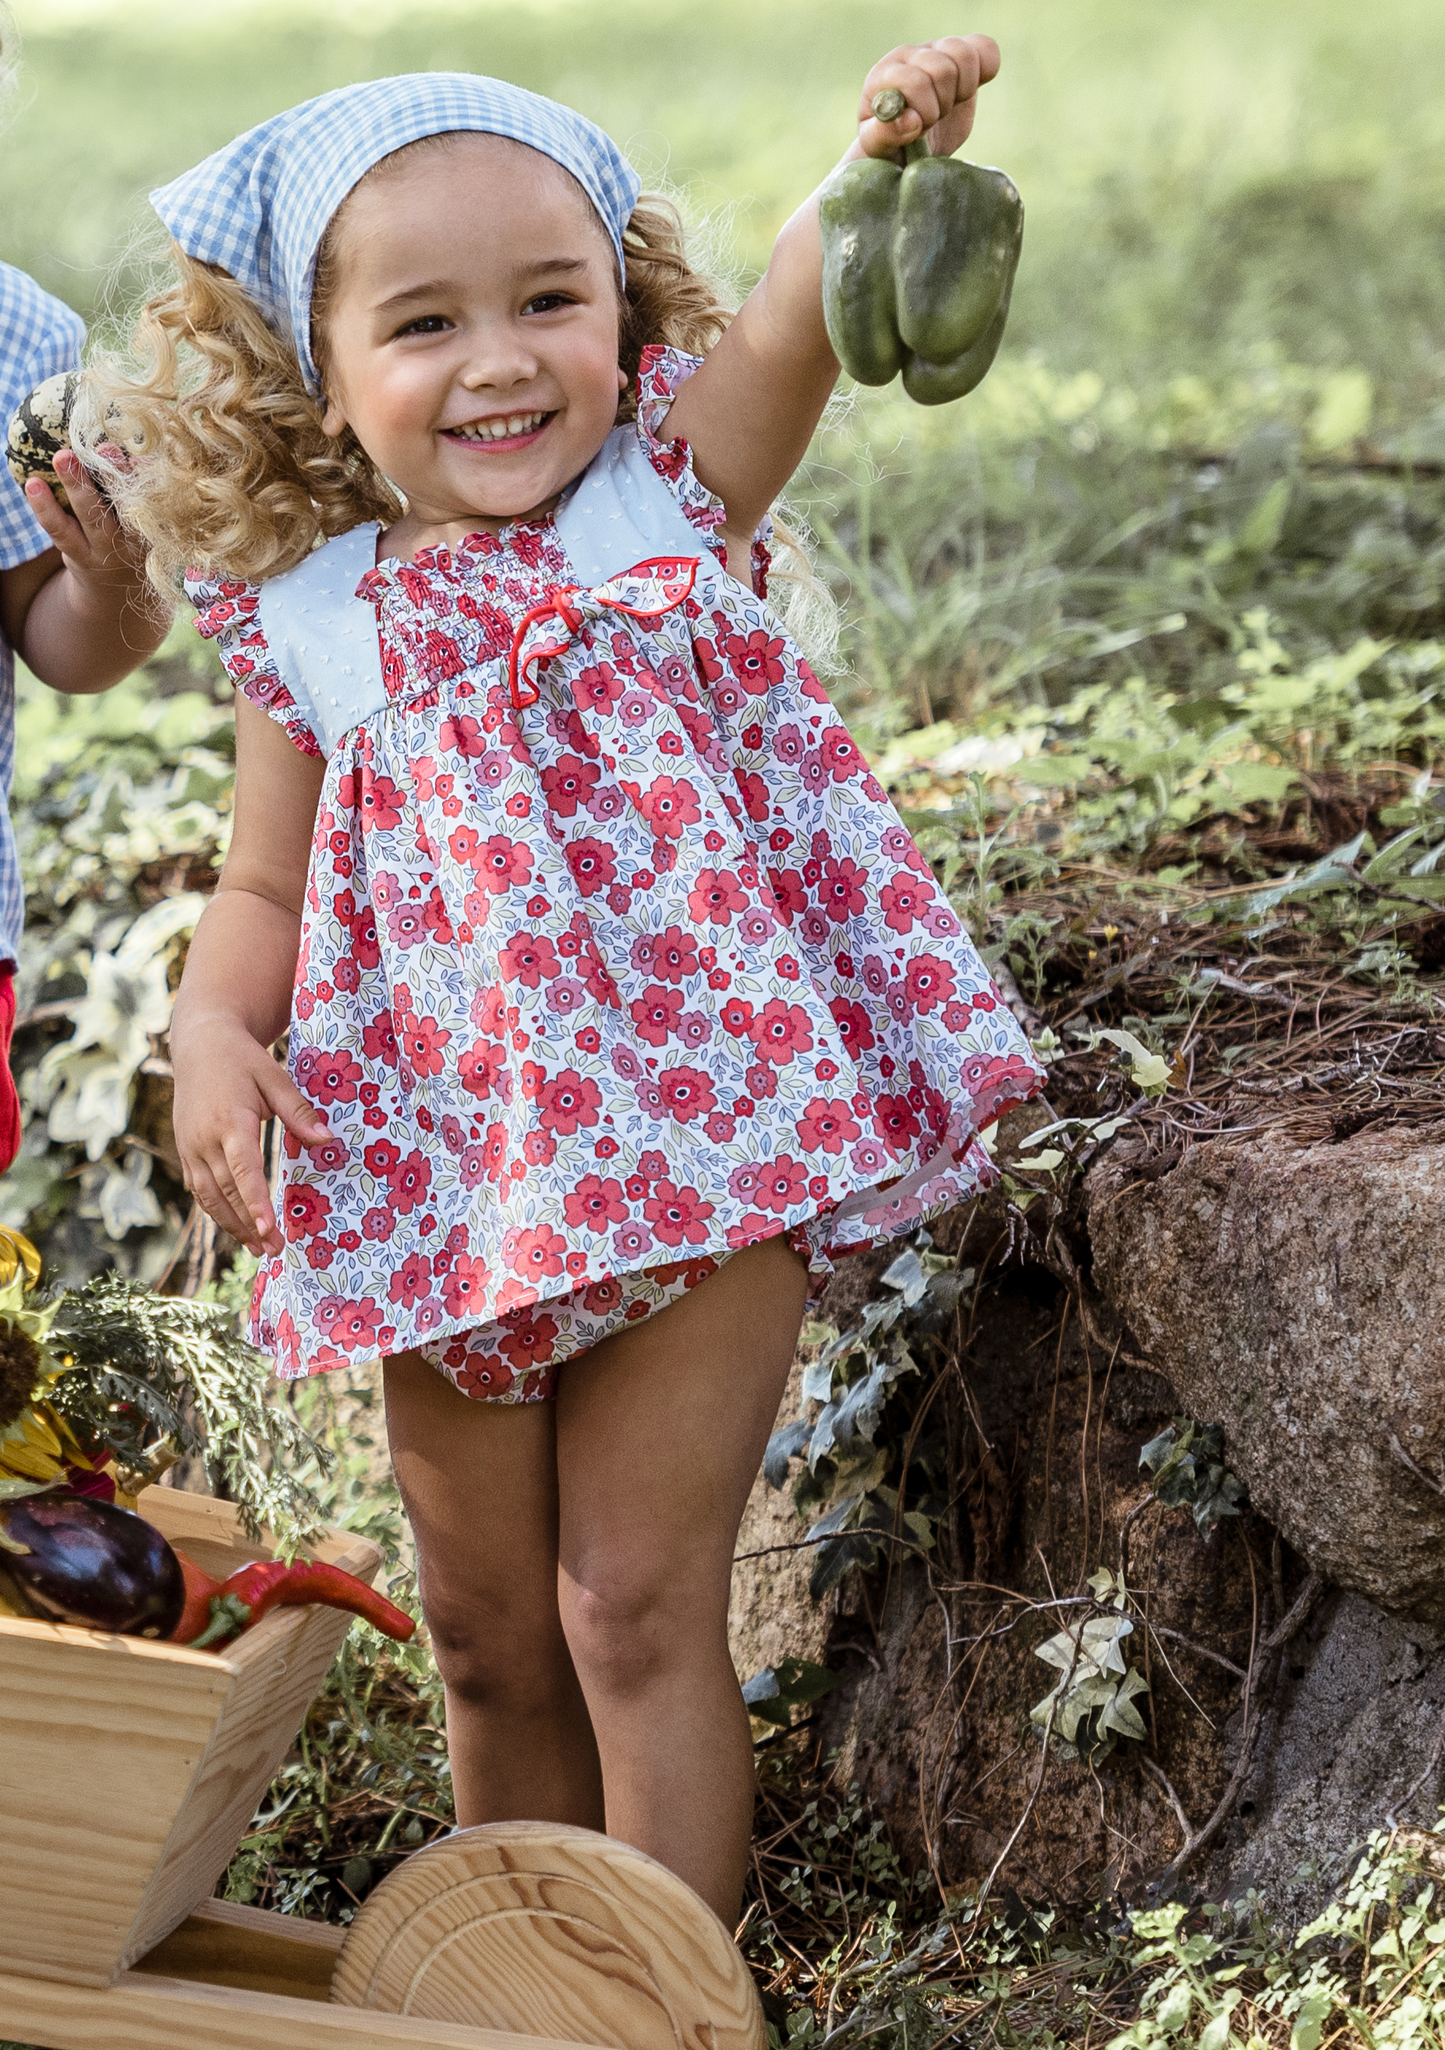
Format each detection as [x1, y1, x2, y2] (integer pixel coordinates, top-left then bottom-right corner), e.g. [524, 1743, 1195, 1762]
[0, 264, 85, 571]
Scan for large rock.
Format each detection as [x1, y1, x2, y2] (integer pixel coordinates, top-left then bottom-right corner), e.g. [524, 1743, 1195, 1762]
[1089, 1122, 1445, 1636]
[1203, 1589, 1445, 1906]
[730, 1240, 1254, 1896]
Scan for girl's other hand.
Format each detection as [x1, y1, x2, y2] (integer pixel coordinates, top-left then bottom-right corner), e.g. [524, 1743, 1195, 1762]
[858, 37, 1001, 162]
[172, 1024, 331, 1257]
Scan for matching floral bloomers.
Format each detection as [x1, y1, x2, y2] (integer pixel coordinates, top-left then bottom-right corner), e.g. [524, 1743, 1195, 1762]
[189, 348, 1045, 1403]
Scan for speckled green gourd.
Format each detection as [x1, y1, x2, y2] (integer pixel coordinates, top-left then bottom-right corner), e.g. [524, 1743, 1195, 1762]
[6, 370, 79, 510]
[820, 92, 1023, 406]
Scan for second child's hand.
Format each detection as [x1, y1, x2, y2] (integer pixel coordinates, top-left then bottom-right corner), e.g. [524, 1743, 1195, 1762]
[26, 448, 146, 588]
[8, 448, 167, 691]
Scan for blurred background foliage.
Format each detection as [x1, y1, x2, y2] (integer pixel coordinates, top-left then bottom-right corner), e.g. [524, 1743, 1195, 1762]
[7, 0, 1445, 420]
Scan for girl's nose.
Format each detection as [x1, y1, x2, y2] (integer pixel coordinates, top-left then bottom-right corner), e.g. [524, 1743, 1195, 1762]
[460, 327, 541, 394]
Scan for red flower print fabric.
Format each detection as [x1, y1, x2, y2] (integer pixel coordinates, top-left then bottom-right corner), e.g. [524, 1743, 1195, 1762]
[187, 348, 1045, 1401]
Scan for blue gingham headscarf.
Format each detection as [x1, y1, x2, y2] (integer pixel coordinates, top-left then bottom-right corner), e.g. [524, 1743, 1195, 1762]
[150, 74, 641, 395]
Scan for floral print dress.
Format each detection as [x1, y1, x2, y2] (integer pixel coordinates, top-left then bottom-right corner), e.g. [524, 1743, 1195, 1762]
[190, 348, 1044, 1402]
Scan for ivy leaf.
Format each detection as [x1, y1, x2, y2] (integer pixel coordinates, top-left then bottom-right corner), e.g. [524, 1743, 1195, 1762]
[880, 1246, 928, 1303]
[742, 1657, 840, 1728]
[1142, 1419, 1246, 1531]
[810, 1530, 879, 1600]
[807, 1399, 843, 1471]
[830, 1355, 912, 1451]
[1191, 1465, 1247, 1532]
[858, 1294, 906, 1341]
[1092, 1028, 1172, 1096]
[763, 1418, 811, 1489]
[1098, 1668, 1150, 1742]
[806, 1491, 867, 1544]
[800, 1357, 835, 1406]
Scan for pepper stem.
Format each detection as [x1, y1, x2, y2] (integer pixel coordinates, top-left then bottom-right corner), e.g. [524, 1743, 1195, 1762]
[191, 1591, 253, 1649]
[870, 87, 931, 167]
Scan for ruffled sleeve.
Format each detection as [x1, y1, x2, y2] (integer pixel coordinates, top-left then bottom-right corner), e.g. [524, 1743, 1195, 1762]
[186, 572, 322, 759]
[634, 345, 774, 601]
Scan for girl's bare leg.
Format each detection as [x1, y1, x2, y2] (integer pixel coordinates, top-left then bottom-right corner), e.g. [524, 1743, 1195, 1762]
[554, 1234, 808, 1922]
[383, 1356, 604, 1830]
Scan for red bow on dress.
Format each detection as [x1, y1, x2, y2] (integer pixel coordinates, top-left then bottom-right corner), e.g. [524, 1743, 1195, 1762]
[506, 556, 699, 711]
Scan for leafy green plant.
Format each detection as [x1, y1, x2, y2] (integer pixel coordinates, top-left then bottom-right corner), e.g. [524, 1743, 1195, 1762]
[1031, 1570, 1151, 1765]
[43, 1275, 333, 1545]
[1141, 1421, 1247, 1535]
[764, 1233, 959, 1598]
[744, 1658, 841, 1731]
[1103, 1821, 1445, 2050]
[9, 646, 231, 1283]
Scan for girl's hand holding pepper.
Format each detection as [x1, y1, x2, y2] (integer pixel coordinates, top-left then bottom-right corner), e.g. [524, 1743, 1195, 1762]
[660, 34, 1004, 550]
[824, 37, 1021, 405]
[855, 36, 1001, 164]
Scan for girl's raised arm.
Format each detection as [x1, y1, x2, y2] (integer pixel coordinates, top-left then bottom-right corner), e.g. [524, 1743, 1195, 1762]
[662, 36, 1000, 559]
[169, 696, 330, 1256]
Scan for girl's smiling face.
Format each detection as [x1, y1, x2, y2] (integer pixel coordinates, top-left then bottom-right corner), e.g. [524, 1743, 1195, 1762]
[316, 132, 627, 556]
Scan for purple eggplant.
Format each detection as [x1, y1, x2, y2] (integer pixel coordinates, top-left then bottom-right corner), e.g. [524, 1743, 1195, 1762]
[0, 1490, 185, 1638]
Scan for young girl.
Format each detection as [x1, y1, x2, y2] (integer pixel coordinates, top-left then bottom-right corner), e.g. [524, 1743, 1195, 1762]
[97, 42, 1043, 1923]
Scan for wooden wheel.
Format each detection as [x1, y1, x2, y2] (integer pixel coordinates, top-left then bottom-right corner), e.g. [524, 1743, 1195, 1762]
[331, 1822, 767, 2050]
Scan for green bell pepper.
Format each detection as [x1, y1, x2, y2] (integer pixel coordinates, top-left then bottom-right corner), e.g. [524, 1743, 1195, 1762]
[820, 89, 1023, 405]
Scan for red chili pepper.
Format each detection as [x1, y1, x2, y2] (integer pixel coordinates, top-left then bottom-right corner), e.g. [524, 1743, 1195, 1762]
[174, 1555, 415, 1650]
[172, 1551, 225, 1645]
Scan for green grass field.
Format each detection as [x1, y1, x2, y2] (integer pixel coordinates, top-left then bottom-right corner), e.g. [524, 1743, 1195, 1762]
[5, 0, 1441, 759]
[6, 0, 1445, 417]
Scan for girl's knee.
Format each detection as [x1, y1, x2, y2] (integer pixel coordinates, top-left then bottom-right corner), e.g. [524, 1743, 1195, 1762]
[561, 1562, 723, 1698]
[421, 1578, 574, 1716]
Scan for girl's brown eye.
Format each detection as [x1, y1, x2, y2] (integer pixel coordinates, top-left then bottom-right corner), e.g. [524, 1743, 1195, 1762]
[524, 293, 573, 315]
[397, 315, 449, 337]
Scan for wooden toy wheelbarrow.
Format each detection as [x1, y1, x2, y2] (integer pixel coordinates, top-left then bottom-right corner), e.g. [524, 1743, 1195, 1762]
[0, 1488, 766, 2050]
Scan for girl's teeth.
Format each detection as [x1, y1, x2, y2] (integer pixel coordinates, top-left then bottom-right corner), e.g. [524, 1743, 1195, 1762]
[456, 413, 546, 442]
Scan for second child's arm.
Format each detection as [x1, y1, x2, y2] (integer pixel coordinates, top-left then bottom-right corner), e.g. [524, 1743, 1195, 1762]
[170, 697, 331, 1256]
[663, 37, 1001, 563]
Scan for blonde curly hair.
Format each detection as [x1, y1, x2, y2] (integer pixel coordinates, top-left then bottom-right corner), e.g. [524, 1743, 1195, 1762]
[81, 140, 836, 665]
